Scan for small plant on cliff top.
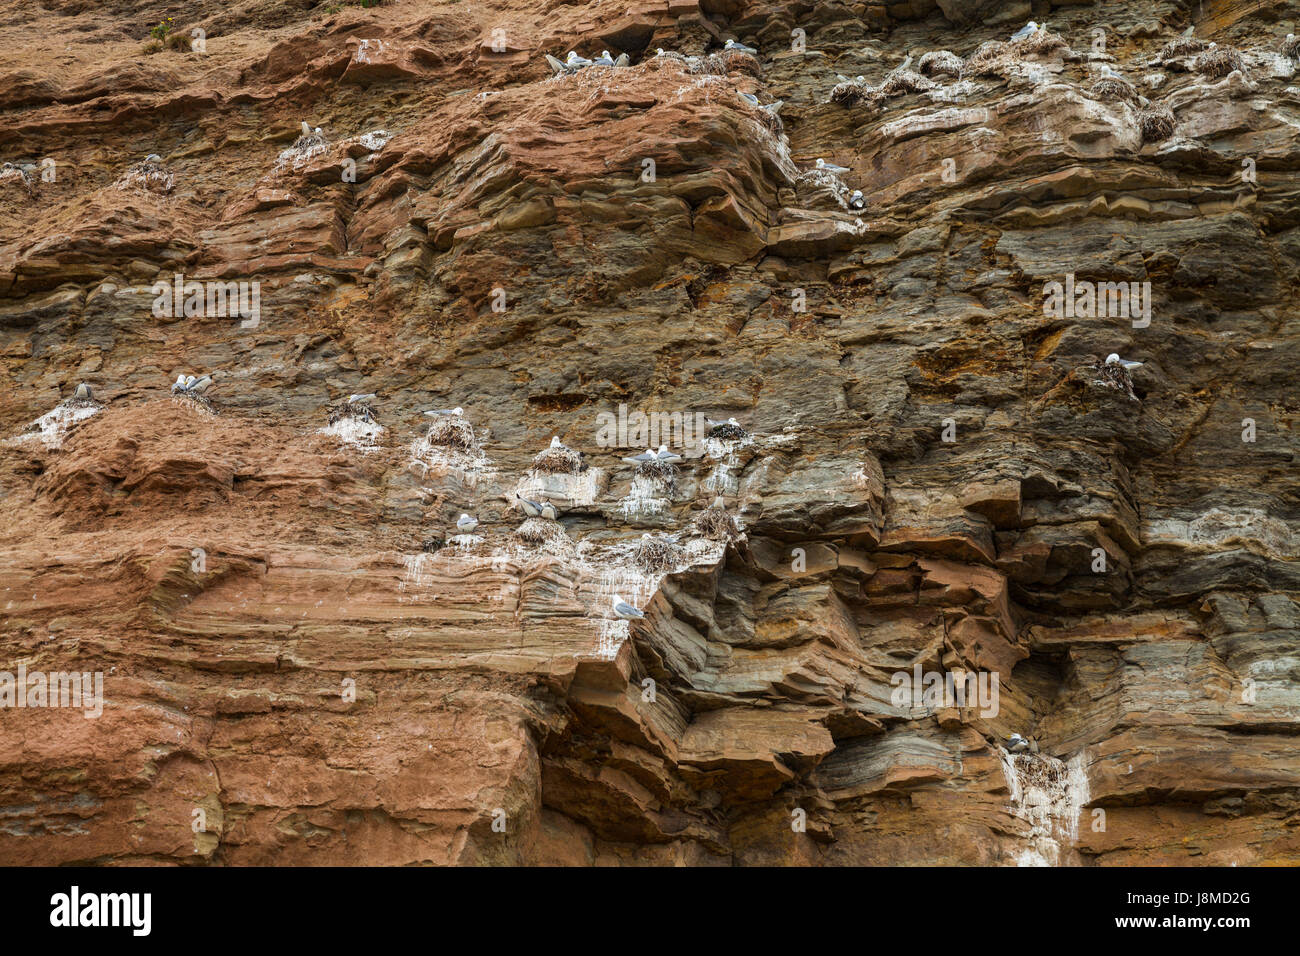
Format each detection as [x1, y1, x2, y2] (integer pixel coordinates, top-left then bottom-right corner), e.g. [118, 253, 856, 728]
[149, 17, 174, 41]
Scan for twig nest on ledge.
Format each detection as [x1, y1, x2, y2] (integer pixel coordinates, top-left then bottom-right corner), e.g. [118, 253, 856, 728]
[919, 50, 963, 78]
[425, 415, 479, 453]
[531, 443, 584, 475]
[632, 534, 686, 574]
[1138, 103, 1176, 142]
[693, 504, 740, 541]
[1193, 46, 1245, 78]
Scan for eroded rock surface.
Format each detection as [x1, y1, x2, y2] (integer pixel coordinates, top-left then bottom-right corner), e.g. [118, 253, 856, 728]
[0, 0, 1297, 865]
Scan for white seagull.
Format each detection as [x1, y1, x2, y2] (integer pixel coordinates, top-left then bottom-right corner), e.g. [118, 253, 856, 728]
[815, 157, 850, 175]
[73, 383, 94, 401]
[593, 50, 615, 66]
[655, 445, 683, 464]
[611, 594, 645, 619]
[724, 38, 758, 55]
[621, 448, 657, 466]
[541, 501, 559, 520]
[565, 51, 593, 68]
[516, 494, 544, 518]
[457, 513, 478, 533]
[424, 406, 464, 417]
[1010, 21, 1039, 42]
[1006, 733, 1031, 754]
[849, 189, 865, 209]
[348, 393, 376, 404]
[1106, 353, 1143, 371]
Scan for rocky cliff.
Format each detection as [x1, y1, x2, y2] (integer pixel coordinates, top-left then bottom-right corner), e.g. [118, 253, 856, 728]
[1, 0, 1297, 865]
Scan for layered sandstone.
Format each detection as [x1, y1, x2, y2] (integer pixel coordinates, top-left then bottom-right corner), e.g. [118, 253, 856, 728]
[0, 0, 1297, 865]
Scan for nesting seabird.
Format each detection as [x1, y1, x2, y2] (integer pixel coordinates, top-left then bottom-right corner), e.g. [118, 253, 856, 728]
[621, 448, 657, 466]
[1006, 733, 1031, 754]
[73, 383, 94, 401]
[456, 513, 478, 533]
[708, 496, 726, 510]
[565, 51, 593, 69]
[348, 393, 376, 404]
[515, 494, 544, 518]
[815, 157, 850, 175]
[611, 594, 645, 619]
[655, 444, 683, 465]
[1009, 21, 1039, 42]
[593, 50, 615, 66]
[723, 38, 758, 55]
[424, 406, 464, 418]
[545, 54, 568, 75]
[738, 91, 760, 106]
[1105, 353, 1143, 371]
[540, 501, 559, 520]
[189, 374, 214, 395]
[613, 53, 630, 67]
[848, 189, 865, 209]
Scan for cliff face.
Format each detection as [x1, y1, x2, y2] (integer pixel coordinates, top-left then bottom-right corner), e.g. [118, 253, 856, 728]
[1, 0, 1297, 866]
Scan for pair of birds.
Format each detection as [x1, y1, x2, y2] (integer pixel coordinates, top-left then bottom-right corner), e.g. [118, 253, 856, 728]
[455, 489, 562, 533]
[172, 373, 214, 395]
[622, 445, 683, 466]
[545, 49, 630, 74]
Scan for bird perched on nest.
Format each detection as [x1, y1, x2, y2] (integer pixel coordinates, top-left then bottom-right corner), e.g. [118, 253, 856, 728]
[723, 38, 758, 56]
[1192, 42, 1245, 78]
[456, 513, 478, 534]
[424, 406, 464, 418]
[292, 122, 327, 151]
[532, 436, 584, 474]
[1095, 353, 1143, 400]
[611, 595, 645, 620]
[1006, 733, 1031, 754]
[1009, 21, 1039, 42]
[848, 189, 866, 210]
[69, 383, 101, 407]
[815, 157, 851, 176]
[0, 161, 35, 192]
[119, 154, 174, 194]
[705, 417, 749, 440]
[655, 445, 683, 465]
[1091, 64, 1138, 102]
[621, 448, 657, 466]
[329, 392, 376, 424]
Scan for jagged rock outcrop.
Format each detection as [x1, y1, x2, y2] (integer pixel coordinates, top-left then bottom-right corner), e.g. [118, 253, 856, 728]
[1, 0, 1297, 865]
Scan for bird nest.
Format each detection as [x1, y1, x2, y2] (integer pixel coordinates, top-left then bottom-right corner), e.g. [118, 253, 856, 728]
[879, 70, 935, 96]
[632, 535, 686, 574]
[65, 396, 103, 411]
[919, 50, 963, 78]
[689, 50, 761, 78]
[531, 444, 584, 475]
[707, 421, 749, 441]
[0, 165, 35, 192]
[116, 163, 174, 195]
[1011, 27, 1067, 56]
[962, 40, 1011, 76]
[1138, 104, 1176, 143]
[694, 506, 739, 541]
[1283, 35, 1300, 60]
[634, 457, 677, 491]
[829, 80, 880, 108]
[1091, 76, 1137, 102]
[1193, 46, 1245, 78]
[171, 392, 215, 415]
[1155, 36, 1208, 61]
[511, 516, 571, 551]
[1091, 361, 1139, 400]
[329, 401, 376, 425]
[425, 416, 478, 452]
